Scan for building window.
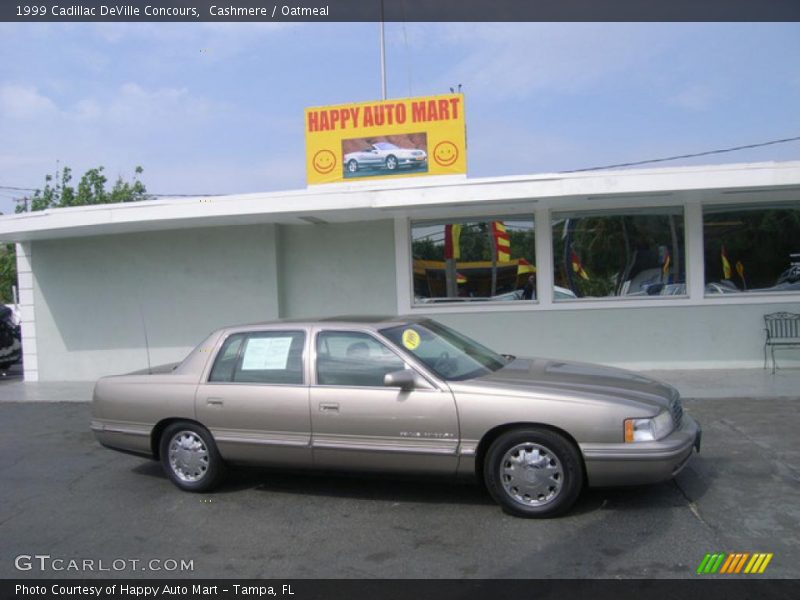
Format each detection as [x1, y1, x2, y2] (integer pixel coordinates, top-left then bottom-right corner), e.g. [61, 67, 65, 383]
[551, 207, 686, 300]
[411, 217, 536, 304]
[703, 203, 800, 295]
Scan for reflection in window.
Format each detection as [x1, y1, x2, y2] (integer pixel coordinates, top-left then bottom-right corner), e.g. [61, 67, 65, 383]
[411, 217, 536, 304]
[703, 203, 800, 295]
[551, 208, 686, 300]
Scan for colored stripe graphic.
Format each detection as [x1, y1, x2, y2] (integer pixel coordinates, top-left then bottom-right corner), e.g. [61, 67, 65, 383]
[697, 553, 726, 574]
[719, 554, 736, 573]
[697, 553, 773, 574]
[758, 554, 774, 573]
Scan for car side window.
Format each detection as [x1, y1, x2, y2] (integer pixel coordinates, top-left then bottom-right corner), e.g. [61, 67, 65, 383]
[209, 331, 306, 385]
[208, 334, 245, 382]
[316, 331, 405, 387]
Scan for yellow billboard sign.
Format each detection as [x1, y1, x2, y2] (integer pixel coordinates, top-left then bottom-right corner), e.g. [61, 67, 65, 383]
[305, 93, 466, 185]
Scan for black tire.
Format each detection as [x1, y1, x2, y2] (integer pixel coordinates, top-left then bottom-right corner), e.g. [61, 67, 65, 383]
[385, 155, 398, 171]
[159, 422, 226, 492]
[483, 428, 583, 518]
[347, 159, 359, 173]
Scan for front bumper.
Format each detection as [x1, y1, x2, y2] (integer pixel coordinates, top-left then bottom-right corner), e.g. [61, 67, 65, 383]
[581, 415, 702, 487]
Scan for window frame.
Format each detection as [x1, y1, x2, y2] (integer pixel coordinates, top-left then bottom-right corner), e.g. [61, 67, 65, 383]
[311, 326, 438, 390]
[700, 200, 800, 297]
[549, 205, 689, 302]
[408, 213, 538, 308]
[205, 328, 308, 387]
[396, 197, 800, 316]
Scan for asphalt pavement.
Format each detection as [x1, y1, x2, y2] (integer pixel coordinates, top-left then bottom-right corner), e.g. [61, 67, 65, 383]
[0, 396, 798, 579]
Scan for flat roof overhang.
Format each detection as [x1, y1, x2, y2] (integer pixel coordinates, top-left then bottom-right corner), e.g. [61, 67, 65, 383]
[1, 160, 800, 242]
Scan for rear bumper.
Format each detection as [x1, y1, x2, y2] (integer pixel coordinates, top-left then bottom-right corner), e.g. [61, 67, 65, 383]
[581, 415, 701, 487]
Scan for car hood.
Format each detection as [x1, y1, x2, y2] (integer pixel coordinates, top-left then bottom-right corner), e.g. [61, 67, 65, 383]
[449, 357, 678, 412]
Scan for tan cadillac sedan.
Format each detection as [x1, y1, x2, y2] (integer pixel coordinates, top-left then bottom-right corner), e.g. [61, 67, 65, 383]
[91, 317, 701, 518]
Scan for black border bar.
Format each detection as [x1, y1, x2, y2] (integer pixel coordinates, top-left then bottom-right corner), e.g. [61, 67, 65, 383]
[3, 0, 800, 22]
[3, 579, 800, 600]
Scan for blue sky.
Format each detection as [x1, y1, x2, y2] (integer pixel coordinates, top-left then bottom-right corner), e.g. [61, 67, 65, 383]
[1, 22, 799, 213]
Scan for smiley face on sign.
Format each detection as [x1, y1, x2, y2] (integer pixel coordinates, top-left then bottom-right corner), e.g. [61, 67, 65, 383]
[433, 140, 459, 167]
[312, 149, 337, 174]
[402, 328, 421, 350]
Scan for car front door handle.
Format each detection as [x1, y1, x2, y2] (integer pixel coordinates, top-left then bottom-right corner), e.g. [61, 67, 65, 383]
[319, 402, 339, 413]
[207, 397, 224, 406]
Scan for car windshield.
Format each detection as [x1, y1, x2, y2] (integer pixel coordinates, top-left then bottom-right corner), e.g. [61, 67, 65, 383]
[374, 142, 398, 150]
[379, 320, 509, 381]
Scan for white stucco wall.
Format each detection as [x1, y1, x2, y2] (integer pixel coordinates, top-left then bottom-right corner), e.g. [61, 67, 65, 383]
[23, 215, 798, 380]
[277, 220, 397, 319]
[28, 220, 399, 380]
[428, 302, 799, 371]
[31, 224, 281, 380]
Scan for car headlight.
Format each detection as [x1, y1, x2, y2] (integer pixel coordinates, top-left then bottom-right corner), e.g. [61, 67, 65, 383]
[624, 411, 674, 442]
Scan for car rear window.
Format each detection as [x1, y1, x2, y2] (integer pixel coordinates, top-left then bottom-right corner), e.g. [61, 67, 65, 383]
[209, 331, 305, 385]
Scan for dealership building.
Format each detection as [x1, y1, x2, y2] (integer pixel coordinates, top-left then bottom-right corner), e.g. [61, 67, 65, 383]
[0, 159, 799, 382]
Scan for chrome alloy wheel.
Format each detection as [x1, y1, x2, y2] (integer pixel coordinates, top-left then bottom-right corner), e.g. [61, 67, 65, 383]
[500, 442, 564, 507]
[168, 430, 210, 483]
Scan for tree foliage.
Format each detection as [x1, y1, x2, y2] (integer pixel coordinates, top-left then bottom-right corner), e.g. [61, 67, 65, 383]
[14, 165, 147, 213]
[0, 165, 148, 303]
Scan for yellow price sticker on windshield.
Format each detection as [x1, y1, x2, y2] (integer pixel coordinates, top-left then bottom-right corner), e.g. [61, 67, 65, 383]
[402, 329, 420, 350]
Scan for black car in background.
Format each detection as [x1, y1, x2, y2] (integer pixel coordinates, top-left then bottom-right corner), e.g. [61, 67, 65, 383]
[0, 305, 21, 371]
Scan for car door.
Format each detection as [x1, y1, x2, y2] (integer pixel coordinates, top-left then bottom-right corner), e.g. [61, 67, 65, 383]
[362, 147, 382, 166]
[195, 328, 312, 467]
[310, 327, 460, 474]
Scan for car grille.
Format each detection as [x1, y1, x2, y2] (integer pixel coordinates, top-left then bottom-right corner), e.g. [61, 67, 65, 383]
[668, 393, 683, 427]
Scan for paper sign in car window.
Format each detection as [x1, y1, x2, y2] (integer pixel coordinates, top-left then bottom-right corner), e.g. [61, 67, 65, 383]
[402, 329, 421, 350]
[241, 337, 294, 371]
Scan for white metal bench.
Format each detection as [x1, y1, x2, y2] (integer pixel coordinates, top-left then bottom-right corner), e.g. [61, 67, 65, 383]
[764, 312, 800, 374]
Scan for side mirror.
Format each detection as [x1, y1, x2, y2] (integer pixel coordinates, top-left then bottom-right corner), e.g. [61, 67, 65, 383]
[384, 369, 419, 390]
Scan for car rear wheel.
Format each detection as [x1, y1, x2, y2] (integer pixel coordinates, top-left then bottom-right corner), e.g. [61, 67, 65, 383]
[484, 428, 583, 517]
[347, 159, 359, 173]
[160, 422, 226, 492]
[385, 155, 398, 170]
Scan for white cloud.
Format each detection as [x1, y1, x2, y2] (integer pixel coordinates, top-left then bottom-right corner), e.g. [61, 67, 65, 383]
[669, 84, 715, 111]
[404, 23, 673, 101]
[0, 84, 57, 118]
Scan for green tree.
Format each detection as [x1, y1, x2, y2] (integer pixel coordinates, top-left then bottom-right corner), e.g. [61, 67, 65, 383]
[0, 165, 148, 303]
[15, 165, 147, 213]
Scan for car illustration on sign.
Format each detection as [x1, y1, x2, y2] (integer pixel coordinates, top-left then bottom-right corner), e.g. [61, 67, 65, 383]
[343, 142, 427, 174]
[90, 316, 701, 518]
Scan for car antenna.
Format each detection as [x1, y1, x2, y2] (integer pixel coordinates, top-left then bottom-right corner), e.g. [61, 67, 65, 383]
[138, 302, 153, 374]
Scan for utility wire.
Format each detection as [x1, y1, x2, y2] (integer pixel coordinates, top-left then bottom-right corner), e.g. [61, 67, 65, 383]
[0, 185, 225, 198]
[562, 135, 800, 173]
[0, 185, 37, 192]
[2, 135, 799, 196]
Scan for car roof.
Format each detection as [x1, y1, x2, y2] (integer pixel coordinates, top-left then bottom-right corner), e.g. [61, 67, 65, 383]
[217, 315, 429, 333]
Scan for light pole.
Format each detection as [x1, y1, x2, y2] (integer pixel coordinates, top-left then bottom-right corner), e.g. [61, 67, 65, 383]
[379, 1, 387, 100]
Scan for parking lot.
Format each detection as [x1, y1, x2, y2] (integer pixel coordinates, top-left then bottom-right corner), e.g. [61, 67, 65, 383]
[1, 394, 798, 579]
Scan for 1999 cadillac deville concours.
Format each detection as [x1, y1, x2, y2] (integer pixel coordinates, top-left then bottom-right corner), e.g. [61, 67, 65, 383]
[91, 317, 701, 518]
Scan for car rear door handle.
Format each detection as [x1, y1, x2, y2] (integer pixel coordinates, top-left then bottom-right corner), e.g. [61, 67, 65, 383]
[319, 402, 339, 413]
[207, 397, 224, 406]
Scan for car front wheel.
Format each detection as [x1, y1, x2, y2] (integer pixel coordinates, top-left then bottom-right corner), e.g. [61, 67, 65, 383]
[484, 428, 583, 517]
[160, 422, 226, 492]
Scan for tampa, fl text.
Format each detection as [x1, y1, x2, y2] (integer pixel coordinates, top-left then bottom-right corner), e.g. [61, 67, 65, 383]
[16, 584, 296, 596]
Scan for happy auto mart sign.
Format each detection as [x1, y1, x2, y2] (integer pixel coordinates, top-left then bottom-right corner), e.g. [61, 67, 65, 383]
[304, 93, 467, 185]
